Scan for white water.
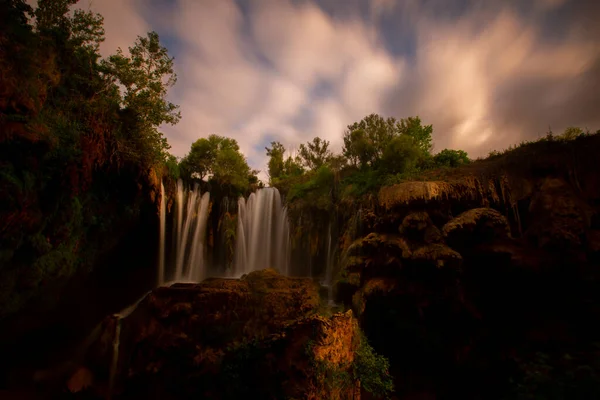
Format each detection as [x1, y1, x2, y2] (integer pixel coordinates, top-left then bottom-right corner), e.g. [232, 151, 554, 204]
[233, 187, 290, 276]
[158, 179, 211, 284]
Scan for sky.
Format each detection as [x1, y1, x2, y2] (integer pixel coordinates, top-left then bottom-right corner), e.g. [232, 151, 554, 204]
[69, 0, 600, 181]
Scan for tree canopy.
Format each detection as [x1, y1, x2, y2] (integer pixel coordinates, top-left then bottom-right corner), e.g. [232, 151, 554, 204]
[180, 135, 253, 194]
[298, 137, 332, 170]
[342, 113, 433, 169]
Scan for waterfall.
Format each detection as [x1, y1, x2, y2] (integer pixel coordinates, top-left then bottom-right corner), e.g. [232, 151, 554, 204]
[233, 187, 290, 276]
[107, 292, 150, 399]
[158, 182, 166, 286]
[159, 179, 211, 284]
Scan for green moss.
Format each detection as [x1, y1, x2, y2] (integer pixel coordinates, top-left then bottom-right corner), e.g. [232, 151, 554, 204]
[353, 331, 394, 399]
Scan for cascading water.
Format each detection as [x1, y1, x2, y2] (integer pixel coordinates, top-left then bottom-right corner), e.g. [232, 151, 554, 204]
[233, 187, 290, 276]
[158, 179, 211, 285]
[107, 292, 150, 399]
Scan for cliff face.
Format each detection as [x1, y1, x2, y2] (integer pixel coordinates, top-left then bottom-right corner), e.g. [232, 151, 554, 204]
[336, 135, 600, 399]
[64, 269, 361, 400]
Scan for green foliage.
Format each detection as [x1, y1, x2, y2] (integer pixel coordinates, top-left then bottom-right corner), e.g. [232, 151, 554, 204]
[288, 165, 335, 211]
[354, 332, 394, 399]
[101, 31, 180, 165]
[213, 146, 251, 193]
[434, 149, 471, 167]
[265, 141, 305, 186]
[304, 329, 393, 399]
[164, 154, 180, 180]
[180, 134, 252, 195]
[0, 0, 180, 318]
[299, 137, 333, 170]
[381, 134, 424, 174]
[342, 113, 433, 169]
[397, 116, 433, 153]
[266, 141, 286, 182]
[558, 126, 586, 141]
[341, 168, 387, 197]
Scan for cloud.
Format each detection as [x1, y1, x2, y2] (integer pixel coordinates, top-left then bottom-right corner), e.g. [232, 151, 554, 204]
[161, 0, 403, 182]
[383, 1, 600, 156]
[32, 0, 600, 180]
[77, 0, 150, 57]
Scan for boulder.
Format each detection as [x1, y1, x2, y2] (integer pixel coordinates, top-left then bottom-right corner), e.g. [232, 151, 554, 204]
[399, 211, 443, 244]
[443, 208, 511, 249]
[411, 243, 463, 271]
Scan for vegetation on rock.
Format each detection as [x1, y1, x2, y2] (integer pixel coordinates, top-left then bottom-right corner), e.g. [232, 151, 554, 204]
[0, 0, 179, 317]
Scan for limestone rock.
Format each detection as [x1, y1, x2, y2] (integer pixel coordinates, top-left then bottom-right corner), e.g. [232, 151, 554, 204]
[411, 243, 463, 271]
[399, 211, 443, 244]
[443, 208, 511, 248]
[82, 270, 342, 399]
[346, 233, 411, 259]
[378, 176, 506, 210]
[525, 177, 593, 249]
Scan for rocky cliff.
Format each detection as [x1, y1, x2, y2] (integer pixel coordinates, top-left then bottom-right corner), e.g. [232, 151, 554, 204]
[335, 134, 600, 399]
[61, 269, 366, 400]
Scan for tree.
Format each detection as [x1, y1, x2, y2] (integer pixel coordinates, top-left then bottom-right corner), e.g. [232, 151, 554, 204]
[298, 137, 332, 170]
[559, 127, 585, 141]
[34, 0, 77, 33]
[101, 31, 180, 163]
[343, 114, 397, 168]
[398, 116, 433, 153]
[283, 154, 304, 177]
[381, 135, 423, 174]
[265, 141, 286, 182]
[180, 135, 239, 180]
[180, 135, 251, 193]
[70, 9, 105, 55]
[342, 113, 433, 168]
[212, 146, 250, 192]
[433, 149, 470, 168]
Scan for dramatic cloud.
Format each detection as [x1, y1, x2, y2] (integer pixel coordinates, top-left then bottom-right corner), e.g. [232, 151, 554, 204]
[58, 0, 600, 180]
[383, 1, 600, 155]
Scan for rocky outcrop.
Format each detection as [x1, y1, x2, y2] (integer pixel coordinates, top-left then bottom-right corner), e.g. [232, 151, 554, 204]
[70, 269, 362, 399]
[336, 143, 600, 398]
[442, 208, 511, 249]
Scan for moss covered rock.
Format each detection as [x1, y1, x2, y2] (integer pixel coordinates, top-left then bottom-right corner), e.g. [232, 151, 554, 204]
[443, 208, 511, 249]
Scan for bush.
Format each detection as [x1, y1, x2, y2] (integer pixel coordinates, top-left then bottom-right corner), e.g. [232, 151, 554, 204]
[354, 331, 394, 399]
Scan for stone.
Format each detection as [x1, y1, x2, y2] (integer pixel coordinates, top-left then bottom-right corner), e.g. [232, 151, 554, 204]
[399, 211, 443, 244]
[443, 208, 511, 249]
[80, 270, 362, 399]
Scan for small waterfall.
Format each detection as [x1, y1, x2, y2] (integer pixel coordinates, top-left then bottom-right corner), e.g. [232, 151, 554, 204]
[107, 292, 150, 399]
[107, 317, 121, 399]
[158, 182, 166, 286]
[233, 187, 290, 276]
[159, 179, 211, 284]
